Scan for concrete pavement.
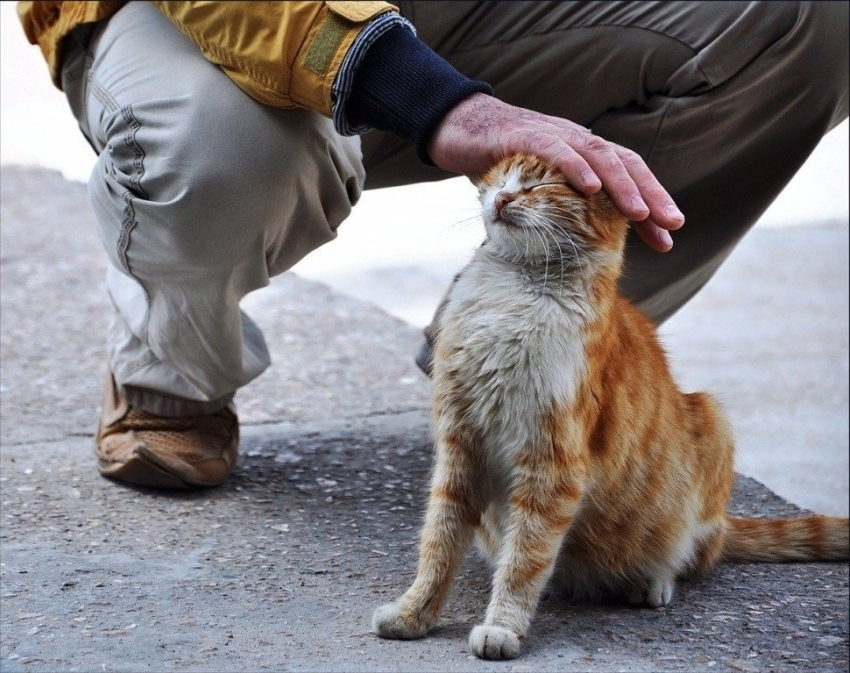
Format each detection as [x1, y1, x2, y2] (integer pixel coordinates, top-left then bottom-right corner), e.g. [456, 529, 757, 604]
[1, 167, 848, 671]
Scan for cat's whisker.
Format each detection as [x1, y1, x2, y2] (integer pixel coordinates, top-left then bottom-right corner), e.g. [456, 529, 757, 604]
[564, 234, 587, 282]
[446, 213, 486, 226]
[545, 226, 569, 300]
[533, 222, 552, 292]
[527, 218, 554, 292]
[525, 212, 573, 279]
[522, 209, 549, 282]
[535, 209, 587, 280]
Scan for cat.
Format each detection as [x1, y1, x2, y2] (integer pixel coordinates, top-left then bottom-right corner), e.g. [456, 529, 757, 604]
[371, 153, 850, 660]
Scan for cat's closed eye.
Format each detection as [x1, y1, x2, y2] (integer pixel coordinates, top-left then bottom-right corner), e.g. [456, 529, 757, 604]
[527, 182, 565, 190]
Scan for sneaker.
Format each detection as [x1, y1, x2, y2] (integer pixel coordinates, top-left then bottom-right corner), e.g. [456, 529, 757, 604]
[95, 374, 238, 489]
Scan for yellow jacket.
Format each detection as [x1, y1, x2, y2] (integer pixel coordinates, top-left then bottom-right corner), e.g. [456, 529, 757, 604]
[17, 1, 398, 116]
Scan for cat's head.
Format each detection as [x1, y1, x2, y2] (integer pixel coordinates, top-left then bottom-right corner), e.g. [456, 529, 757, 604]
[476, 154, 628, 273]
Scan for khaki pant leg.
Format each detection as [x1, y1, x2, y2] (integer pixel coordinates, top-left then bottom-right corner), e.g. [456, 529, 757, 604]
[366, 1, 848, 328]
[63, 2, 365, 415]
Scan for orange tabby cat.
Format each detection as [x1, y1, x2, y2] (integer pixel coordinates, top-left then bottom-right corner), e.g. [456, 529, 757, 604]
[372, 154, 850, 660]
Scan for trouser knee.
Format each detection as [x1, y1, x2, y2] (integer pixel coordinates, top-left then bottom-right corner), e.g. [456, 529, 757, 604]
[775, 2, 849, 130]
[86, 106, 363, 401]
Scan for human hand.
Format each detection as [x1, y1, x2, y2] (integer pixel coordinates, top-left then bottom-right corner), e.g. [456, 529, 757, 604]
[428, 93, 684, 252]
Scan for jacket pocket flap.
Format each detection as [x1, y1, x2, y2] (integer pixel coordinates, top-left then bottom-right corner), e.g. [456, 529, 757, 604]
[326, 1, 395, 24]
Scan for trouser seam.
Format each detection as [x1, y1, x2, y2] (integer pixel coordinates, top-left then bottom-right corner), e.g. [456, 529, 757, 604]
[119, 105, 149, 200]
[116, 192, 138, 279]
[118, 351, 159, 379]
[89, 70, 154, 346]
[75, 48, 166, 387]
[88, 74, 118, 113]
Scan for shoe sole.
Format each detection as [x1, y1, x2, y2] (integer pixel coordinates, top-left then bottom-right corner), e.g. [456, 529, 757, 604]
[98, 454, 195, 490]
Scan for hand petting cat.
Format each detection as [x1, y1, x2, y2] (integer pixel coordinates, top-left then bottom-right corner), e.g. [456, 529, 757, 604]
[428, 93, 685, 253]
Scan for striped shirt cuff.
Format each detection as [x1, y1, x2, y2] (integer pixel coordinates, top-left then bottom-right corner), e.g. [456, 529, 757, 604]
[331, 12, 416, 137]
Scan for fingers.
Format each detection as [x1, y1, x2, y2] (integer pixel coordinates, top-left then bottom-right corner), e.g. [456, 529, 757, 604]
[633, 218, 674, 252]
[549, 143, 601, 193]
[577, 136, 651, 222]
[613, 145, 684, 231]
[507, 133, 601, 193]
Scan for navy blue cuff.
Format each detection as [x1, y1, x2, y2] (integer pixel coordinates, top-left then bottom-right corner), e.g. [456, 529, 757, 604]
[331, 13, 414, 137]
[343, 25, 492, 165]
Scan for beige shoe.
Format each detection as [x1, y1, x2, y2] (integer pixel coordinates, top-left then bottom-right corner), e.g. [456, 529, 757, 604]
[95, 374, 238, 489]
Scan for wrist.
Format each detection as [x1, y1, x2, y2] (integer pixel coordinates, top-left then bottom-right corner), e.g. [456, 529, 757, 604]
[343, 26, 492, 165]
[427, 92, 496, 172]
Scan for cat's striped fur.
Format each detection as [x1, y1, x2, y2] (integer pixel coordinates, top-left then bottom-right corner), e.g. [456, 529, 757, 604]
[372, 154, 849, 660]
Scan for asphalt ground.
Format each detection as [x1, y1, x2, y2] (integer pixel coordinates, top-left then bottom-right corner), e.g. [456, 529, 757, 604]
[1, 167, 847, 671]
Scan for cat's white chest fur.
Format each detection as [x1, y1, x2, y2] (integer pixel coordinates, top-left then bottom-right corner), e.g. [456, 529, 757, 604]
[435, 248, 592, 463]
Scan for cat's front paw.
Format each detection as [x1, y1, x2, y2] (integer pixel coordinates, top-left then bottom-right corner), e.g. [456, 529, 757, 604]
[627, 577, 676, 608]
[372, 602, 430, 640]
[646, 578, 675, 608]
[469, 624, 522, 660]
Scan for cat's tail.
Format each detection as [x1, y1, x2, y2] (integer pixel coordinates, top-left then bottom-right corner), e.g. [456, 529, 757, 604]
[722, 515, 849, 563]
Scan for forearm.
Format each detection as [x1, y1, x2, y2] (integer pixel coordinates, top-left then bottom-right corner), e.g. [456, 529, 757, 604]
[337, 23, 492, 164]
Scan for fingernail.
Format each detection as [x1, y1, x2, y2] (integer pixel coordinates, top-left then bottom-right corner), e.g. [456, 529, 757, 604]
[660, 230, 674, 248]
[631, 194, 649, 215]
[581, 171, 600, 188]
[665, 203, 685, 222]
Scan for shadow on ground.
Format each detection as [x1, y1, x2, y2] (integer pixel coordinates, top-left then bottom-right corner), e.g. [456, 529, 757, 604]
[2, 415, 847, 672]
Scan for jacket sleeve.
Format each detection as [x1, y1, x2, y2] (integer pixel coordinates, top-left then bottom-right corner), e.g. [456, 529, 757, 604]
[150, 1, 398, 116]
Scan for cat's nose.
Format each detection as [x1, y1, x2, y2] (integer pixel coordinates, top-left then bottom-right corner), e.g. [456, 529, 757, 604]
[495, 191, 516, 215]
